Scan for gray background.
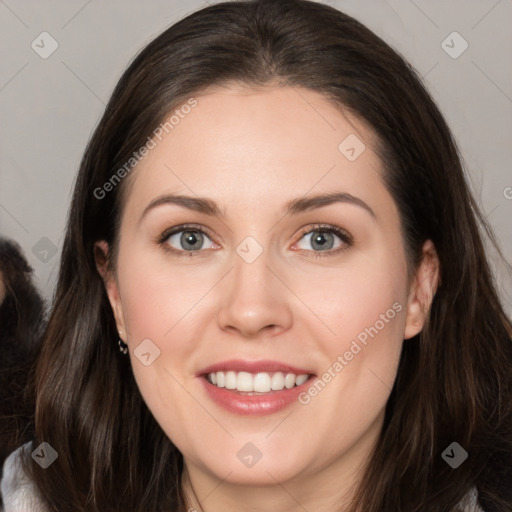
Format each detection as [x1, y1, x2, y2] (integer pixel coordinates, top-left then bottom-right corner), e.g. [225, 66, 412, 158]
[1, 0, 511, 315]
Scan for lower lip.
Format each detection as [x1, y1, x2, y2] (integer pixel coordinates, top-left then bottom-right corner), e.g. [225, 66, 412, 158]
[199, 375, 315, 416]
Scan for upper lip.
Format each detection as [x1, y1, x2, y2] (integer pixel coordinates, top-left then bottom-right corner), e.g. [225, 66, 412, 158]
[197, 359, 315, 377]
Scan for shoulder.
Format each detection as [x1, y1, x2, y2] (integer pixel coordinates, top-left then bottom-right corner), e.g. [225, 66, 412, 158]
[1, 443, 48, 512]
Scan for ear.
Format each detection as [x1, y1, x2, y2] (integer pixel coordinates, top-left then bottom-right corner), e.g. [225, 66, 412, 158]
[403, 239, 440, 340]
[94, 240, 127, 338]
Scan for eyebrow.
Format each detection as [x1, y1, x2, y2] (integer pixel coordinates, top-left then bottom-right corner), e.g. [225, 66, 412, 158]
[140, 191, 376, 221]
[286, 192, 376, 218]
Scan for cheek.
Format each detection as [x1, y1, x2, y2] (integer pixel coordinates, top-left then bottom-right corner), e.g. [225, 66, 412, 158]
[292, 254, 407, 457]
[116, 241, 204, 342]
[115, 245, 215, 404]
[116, 255, 204, 446]
[294, 248, 408, 409]
[294, 250, 407, 347]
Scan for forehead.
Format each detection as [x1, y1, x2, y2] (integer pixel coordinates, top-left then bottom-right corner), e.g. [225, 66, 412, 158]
[120, 85, 393, 222]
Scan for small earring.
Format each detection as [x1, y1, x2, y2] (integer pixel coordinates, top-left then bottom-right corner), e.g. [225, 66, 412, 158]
[118, 339, 128, 355]
[118, 331, 128, 355]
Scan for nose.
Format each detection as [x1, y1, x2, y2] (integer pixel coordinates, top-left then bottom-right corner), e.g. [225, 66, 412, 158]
[216, 245, 293, 339]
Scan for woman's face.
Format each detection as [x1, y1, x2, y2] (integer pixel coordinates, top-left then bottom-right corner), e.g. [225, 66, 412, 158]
[100, 85, 437, 499]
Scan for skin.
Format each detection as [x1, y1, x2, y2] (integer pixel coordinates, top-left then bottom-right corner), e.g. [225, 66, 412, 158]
[96, 85, 439, 511]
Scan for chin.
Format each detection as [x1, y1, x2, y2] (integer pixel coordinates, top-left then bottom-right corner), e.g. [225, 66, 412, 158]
[192, 446, 311, 486]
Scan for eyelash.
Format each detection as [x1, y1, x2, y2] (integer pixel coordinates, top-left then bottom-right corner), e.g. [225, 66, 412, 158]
[157, 223, 353, 259]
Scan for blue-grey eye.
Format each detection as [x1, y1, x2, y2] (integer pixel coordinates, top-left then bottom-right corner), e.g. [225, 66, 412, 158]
[166, 229, 214, 251]
[296, 229, 346, 252]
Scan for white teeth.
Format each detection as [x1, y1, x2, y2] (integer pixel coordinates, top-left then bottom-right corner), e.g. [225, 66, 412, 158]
[237, 371, 253, 391]
[295, 374, 308, 386]
[225, 371, 237, 389]
[253, 373, 271, 392]
[284, 373, 296, 389]
[207, 371, 310, 392]
[271, 372, 285, 390]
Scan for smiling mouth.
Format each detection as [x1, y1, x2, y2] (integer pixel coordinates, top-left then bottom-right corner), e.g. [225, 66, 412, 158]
[204, 370, 314, 394]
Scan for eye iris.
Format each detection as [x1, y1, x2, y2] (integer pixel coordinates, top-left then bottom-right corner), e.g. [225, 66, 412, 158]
[181, 231, 203, 250]
[311, 231, 334, 251]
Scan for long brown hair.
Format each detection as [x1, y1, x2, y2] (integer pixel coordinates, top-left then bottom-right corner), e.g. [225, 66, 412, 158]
[21, 0, 512, 510]
[0, 239, 45, 473]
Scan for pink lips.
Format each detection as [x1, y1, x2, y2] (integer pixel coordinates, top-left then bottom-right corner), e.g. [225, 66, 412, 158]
[197, 359, 316, 416]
